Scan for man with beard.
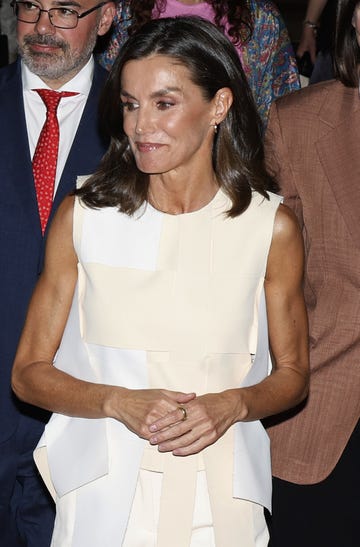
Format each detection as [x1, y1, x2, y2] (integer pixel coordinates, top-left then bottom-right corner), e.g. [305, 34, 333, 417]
[0, 1, 114, 545]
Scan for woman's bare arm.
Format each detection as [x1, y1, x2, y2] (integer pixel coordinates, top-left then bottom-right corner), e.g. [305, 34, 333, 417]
[11, 195, 111, 417]
[12, 196, 194, 435]
[237, 203, 309, 419]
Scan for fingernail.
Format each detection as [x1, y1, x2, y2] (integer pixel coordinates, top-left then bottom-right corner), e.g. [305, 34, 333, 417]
[149, 424, 157, 432]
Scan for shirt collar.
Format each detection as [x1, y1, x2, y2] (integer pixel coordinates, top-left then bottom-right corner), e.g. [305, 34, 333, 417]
[21, 55, 94, 96]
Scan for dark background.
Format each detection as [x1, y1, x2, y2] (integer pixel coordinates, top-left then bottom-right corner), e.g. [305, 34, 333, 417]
[277, 0, 308, 45]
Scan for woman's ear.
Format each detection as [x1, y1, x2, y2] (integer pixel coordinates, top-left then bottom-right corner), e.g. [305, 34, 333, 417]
[212, 87, 233, 125]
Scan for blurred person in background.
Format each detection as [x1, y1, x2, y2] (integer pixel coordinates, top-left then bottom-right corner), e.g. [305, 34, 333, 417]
[296, 0, 336, 83]
[265, 1, 360, 545]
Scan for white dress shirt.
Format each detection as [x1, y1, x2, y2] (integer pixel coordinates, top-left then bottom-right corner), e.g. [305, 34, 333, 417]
[22, 56, 94, 195]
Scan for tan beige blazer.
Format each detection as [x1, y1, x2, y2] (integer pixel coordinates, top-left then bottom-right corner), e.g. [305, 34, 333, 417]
[265, 80, 360, 484]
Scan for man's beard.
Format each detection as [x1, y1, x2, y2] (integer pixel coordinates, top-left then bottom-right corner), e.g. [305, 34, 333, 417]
[19, 30, 98, 81]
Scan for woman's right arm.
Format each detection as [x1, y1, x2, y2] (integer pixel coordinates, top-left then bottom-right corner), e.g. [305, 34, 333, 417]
[11, 195, 112, 418]
[12, 196, 194, 434]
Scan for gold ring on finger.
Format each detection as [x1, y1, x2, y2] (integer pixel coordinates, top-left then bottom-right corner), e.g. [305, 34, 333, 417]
[177, 406, 187, 421]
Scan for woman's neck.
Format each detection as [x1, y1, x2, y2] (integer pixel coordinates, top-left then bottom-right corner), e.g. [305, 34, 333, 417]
[148, 173, 219, 215]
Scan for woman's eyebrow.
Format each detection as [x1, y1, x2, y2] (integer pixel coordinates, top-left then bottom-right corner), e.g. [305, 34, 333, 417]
[120, 87, 182, 99]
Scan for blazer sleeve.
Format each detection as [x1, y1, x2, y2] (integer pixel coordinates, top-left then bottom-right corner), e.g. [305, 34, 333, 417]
[265, 100, 304, 230]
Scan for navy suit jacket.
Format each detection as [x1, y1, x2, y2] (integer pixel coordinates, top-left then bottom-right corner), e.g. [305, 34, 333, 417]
[0, 59, 109, 444]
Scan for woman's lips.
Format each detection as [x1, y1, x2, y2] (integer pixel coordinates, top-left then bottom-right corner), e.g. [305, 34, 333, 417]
[136, 143, 165, 152]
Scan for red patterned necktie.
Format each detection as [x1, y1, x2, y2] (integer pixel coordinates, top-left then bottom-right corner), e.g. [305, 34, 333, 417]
[32, 89, 78, 235]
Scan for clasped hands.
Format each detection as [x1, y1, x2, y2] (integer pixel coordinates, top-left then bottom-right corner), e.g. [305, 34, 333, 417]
[115, 387, 240, 457]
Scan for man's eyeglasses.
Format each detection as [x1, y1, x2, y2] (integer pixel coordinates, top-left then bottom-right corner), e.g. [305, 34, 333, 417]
[11, 1, 107, 29]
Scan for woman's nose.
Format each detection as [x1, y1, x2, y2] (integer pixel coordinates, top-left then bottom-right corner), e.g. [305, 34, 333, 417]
[135, 108, 154, 135]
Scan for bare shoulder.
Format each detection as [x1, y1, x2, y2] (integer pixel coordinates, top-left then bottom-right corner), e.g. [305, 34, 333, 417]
[47, 195, 75, 242]
[44, 195, 76, 267]
[272, 203, 302, 245]
[266, 203, 304, 281]
[52, 194, 75, 227]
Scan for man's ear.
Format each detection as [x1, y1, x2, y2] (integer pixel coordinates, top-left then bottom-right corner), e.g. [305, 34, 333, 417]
[98, 2, 116, 36]
[212, 87, 233, 125]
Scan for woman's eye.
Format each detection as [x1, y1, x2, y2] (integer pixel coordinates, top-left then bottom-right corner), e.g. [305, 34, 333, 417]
[121, 102, 139, 112]
[156, 101, 174, 110]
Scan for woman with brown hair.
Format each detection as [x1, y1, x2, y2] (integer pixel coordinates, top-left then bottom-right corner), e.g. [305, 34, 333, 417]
[12, 16, 308, 546]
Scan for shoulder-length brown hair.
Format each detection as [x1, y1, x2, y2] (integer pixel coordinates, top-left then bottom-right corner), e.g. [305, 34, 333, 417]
[334, 0, 360, 86]
[76, 16, 278, 217]
[127, 0, 253, 44]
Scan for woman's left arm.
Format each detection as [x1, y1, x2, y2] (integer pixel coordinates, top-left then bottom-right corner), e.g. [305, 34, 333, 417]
[238, 203, 309, 419]
[148, 204, 309, 455]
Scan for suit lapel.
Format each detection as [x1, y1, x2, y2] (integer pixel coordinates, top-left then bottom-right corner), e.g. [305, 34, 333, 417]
[0, 61, 41, 235]
[316, 87, 360, 249]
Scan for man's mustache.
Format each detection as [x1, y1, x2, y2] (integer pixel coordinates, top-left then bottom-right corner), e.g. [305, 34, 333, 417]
[23, 34, 68, 51]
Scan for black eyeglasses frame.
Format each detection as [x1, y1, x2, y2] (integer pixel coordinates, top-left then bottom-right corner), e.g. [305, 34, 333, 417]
[11, 1, 107, 29]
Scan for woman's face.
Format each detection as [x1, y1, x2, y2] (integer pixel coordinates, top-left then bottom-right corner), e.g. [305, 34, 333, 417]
[120, 54, 217, 175]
